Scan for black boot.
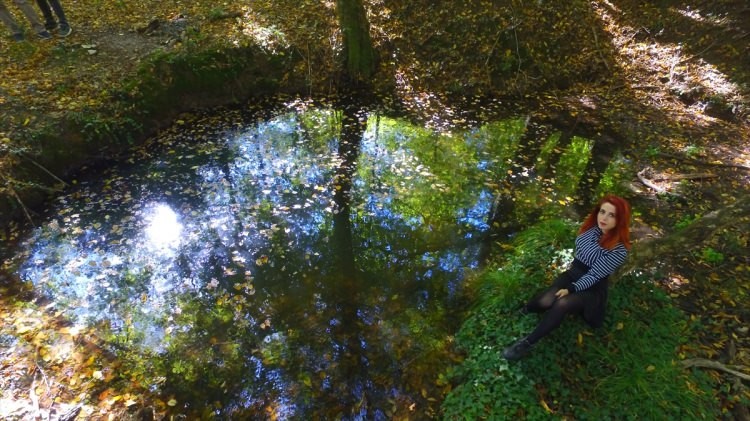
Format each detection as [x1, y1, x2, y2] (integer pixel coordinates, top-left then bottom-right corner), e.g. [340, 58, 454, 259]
[502, 337, 533, 361]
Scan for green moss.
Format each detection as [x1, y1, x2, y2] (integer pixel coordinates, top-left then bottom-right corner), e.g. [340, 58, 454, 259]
[130, 46, 294, 115]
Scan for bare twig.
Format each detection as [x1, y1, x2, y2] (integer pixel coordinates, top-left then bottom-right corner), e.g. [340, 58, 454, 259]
[681, 358, 750, 382]
[651, 173, 717, 182]
[6, 183, 35, 226]
[18, 152, 69, 187]
[591, 26, 610, 71]
[657, 152, 750, 171]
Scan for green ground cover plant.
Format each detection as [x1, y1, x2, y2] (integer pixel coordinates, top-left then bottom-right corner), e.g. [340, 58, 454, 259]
[441, 219, 718, 420]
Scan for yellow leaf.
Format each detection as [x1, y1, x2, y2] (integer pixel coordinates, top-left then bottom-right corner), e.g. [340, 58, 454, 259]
[577, 333, 583, 346]
[540, 399, 554, 413]
[167, 398, 177, 407]
[646, 365, 656, 372]
[616, 322, 624, 330]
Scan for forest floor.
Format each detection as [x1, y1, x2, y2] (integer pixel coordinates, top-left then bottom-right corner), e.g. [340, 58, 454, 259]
[1, 0, 750, 419]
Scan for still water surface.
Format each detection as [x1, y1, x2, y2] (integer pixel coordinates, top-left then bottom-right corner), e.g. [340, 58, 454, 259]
[12, 100, 523, 418]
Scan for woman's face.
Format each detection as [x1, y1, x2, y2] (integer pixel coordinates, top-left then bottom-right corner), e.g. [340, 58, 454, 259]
[597, 202, 618, 233]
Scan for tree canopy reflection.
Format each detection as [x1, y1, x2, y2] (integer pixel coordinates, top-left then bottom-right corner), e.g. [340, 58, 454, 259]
[14, 103, 527, 418]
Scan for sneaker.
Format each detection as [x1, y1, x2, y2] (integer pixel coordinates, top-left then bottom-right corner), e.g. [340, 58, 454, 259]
[502, 337, 533, 361]
[57, 25, 72, 37]
[37, 30, 53, 40]
[12, 33, 24, 42]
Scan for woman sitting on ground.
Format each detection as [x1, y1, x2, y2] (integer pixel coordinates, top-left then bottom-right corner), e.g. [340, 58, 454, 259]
[502, 194, 632, 361]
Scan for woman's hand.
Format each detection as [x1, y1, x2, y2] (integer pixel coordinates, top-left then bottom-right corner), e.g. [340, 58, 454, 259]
[555, 288, 570, 299]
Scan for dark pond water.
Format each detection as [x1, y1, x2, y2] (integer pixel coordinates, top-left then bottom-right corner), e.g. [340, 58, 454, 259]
[9, 99, 529, 418]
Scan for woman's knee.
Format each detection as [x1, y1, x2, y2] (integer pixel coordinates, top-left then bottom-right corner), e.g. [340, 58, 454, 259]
[550, 295, 583, 313]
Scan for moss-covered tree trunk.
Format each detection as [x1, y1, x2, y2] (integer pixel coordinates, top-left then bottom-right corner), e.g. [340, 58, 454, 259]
[336, 0, 377, 83]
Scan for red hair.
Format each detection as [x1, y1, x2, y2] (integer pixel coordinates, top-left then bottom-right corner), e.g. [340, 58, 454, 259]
[579, 195, 632, 250]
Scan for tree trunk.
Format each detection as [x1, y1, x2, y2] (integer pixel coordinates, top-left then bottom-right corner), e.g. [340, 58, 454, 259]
[336, 0, 377, 83]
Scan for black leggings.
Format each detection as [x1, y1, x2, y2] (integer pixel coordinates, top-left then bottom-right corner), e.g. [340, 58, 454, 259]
[524, 271, 598, 344]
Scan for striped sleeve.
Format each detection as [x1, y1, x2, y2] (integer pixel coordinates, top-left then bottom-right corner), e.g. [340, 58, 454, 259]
[571, 231, 628, 292]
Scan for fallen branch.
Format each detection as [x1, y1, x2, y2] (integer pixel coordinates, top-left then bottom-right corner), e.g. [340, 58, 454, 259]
[651, 172, 718, 182]
[6, 183, 35, 226]
[657, 152, 750, 171]
[681, 358, 750, 382]
[637, 168, 667, 193]
[18, 151, 69, 187]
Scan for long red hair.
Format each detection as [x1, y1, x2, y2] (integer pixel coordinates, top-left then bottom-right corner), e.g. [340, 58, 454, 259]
[579, 195, 632, 250]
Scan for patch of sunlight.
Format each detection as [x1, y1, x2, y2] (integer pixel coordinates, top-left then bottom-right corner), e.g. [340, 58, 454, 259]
[673, 6, 732, 28]
[143, 203, 182, 254]
[594, 5, 743, 127]
[692, 60, 739, 96]
[233, 6, 289, 51]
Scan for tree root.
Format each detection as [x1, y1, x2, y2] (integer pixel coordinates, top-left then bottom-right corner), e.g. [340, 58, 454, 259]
[657, 152, 750, 172]
[680, 358, 750, 382]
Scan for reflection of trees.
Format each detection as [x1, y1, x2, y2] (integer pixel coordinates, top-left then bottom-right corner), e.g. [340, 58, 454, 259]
[477, 113, 626, 265]
[22, 105, 612, 418]
[332, 105, 365, 281]
[330, 103, 368, 413]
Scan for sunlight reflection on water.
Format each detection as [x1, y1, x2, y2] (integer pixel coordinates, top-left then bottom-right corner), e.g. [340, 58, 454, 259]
[144, 203, 183, 254]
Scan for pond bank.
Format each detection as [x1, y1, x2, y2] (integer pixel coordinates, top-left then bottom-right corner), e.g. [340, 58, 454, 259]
[1, 42, 302, 230]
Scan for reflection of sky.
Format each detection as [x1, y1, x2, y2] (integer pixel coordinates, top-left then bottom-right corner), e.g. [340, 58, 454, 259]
[13, 106, 512, 418]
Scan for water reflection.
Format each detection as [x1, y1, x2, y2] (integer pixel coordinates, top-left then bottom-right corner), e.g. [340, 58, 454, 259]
[12, 104, 525, 418]
[144, 203, 183, 254]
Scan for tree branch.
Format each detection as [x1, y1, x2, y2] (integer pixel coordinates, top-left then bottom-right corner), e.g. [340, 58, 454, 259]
[681, 358, 750, 382]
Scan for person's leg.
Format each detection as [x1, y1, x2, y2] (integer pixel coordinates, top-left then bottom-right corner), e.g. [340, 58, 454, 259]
[523, 271, 573, 313]
[525, 293, 588, 344]
[11, 0, 45, 33]
[503, 292, 592, 360]
[47, 0, 65, 25]
[0, 1, 24, 37]
[34, 0, 55, 30]
[45, 0, 68, 35]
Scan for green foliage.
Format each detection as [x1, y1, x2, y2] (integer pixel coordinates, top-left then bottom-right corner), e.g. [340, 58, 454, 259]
[531, 132, 560, 176]
[683, 144, 705, 158]
[645, 145, 661, 158]
[596, 154, 632, 198]
[441, 218, 719, 420]
[699, 247, 725, 265]
[208, 6, 231, 21]
[130, 46, 287, 116]
[553, 136, 592, 196]
[675, 213, 700, 230]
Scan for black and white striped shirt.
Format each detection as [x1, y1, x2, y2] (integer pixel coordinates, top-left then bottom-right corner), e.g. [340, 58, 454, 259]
[570, 227, 628, 292]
